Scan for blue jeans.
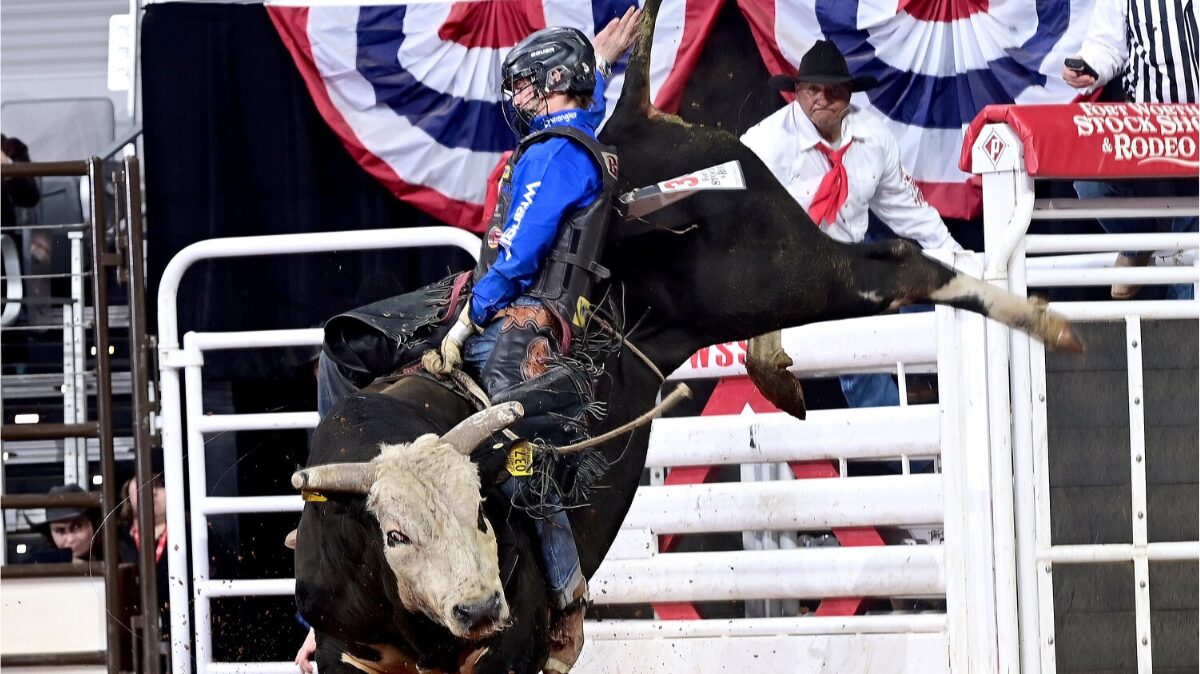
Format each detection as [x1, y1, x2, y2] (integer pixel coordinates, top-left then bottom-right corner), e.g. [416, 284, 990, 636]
[839, 372, 900, 408]
[316, 350, 359, 419]
[467, 296, 583, 607]
[839, 220, 934, 408]
[838, 303, 933, 409]
[500, 476, 584, 607]
[1074, 179, 1198, 300]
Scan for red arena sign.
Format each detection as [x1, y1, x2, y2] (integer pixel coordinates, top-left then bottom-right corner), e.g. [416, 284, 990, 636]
[961, 103, 1200, 178]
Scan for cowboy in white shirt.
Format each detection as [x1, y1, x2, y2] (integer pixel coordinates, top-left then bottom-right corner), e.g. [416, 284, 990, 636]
[741, 40, 963, 253]
[741, 40, 962, 410]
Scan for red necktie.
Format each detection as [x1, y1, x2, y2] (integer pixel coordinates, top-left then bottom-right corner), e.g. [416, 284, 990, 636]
[808, 140, 854, 227]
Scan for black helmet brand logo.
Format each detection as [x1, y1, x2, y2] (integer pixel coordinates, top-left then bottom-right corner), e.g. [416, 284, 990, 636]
[500, 26, 597, 105]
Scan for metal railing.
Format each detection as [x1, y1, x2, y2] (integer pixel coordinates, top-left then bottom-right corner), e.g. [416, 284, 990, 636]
[0, 157, 161, 674]
[971, 117, 1200, 674]
[154, 226, 482, 674]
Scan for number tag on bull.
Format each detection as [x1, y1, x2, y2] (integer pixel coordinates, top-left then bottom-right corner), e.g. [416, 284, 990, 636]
[506, 441, 535, 477]
[657, 160, 745, 192]
[620, 160, 746, 220]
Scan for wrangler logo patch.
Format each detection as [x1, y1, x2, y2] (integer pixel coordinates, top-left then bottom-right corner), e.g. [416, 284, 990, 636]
[502, 180, 541, 247]
[512, 181, 540, 223]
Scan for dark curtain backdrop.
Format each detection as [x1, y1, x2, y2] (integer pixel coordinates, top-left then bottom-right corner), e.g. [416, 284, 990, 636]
[142, 2, 472, 381]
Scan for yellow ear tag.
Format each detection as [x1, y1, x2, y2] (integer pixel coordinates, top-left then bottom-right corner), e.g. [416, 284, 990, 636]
[506, 441, 534, 477]
[572, 296, 593, 328]
[302, 491, 328, 503]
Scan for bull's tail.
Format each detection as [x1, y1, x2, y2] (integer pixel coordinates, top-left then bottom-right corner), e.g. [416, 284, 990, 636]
[611, 0, 663, 122]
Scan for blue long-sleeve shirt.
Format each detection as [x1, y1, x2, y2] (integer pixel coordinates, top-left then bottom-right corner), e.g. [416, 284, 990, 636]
[469, 74, 608, 326]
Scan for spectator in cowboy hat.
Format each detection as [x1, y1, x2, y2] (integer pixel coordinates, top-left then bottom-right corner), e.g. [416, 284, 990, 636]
[742, 40, 963, 411]
[39, 483, 103, 563]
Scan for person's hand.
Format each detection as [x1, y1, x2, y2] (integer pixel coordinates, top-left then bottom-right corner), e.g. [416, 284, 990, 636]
[30, 231, 52, 265]
[295, 628, 317, 674]
[593, 7, 642, 66]
[422, 305, 480, 375]
[1062, 57, 1096, 89]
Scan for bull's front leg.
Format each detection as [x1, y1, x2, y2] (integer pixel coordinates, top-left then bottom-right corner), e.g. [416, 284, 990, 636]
[746, 331, 807, 420]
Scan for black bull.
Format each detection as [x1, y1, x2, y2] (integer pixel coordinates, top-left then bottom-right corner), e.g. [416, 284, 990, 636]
[295, 2, 1082, 672]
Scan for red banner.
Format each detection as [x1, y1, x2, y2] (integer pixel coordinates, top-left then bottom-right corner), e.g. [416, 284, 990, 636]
[961, 103, 1200, 179]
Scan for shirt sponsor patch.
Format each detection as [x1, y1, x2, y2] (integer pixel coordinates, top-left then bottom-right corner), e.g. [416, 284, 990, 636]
[502, 180, 541, 247]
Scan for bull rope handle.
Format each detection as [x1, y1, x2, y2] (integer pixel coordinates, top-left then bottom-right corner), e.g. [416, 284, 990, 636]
[554, 383, 691, 454]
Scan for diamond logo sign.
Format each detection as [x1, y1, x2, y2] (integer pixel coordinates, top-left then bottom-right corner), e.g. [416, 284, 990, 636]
[981, 129, 1008, 167]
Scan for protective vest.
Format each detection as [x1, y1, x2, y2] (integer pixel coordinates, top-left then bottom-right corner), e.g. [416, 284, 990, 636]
[473, 126, 619, 330]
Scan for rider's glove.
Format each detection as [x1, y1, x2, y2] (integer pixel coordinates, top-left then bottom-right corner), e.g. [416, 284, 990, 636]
[423, 305, 481, 375]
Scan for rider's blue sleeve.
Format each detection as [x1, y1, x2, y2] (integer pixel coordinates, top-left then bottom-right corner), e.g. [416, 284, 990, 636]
[470, 140, 601, 326]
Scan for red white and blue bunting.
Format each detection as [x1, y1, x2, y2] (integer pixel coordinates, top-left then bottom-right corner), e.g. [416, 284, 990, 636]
[268, 0, 1095, 228]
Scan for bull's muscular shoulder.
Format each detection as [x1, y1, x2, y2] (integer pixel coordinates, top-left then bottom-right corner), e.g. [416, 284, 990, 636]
[307, 392, 443, 466]
[603, 112, 762, 187]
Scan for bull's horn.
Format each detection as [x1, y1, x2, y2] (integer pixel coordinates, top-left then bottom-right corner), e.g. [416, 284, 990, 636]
[441, 402, 524, 455]
[291, 463, 377, 493]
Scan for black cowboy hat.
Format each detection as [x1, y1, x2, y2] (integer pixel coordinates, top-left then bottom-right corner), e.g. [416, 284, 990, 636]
[769, 40, 878, 93]
[37, 484, 98, 533]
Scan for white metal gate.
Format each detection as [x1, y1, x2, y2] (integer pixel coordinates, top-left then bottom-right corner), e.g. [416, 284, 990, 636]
[971, 118, 1200, 674]
[156, 229, 1007, 673]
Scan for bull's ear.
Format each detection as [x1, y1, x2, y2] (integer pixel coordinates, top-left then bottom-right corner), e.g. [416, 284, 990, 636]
[291, 463, 376, 493]
[441, 402, 524, 456]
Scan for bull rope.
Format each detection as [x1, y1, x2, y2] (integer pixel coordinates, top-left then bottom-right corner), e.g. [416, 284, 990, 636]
[592, 314, 665, 382]
[448, 369, 520, 441]
[553, 382, 691, 454]
[433, 310, 671, 450]
[445, 369, 690, 454]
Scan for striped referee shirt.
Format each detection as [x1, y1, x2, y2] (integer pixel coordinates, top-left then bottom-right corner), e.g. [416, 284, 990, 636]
[1078, 0, 1199, 104]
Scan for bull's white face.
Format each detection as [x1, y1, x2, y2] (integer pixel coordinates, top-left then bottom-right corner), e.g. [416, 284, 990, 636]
[366, 434, 509, 640]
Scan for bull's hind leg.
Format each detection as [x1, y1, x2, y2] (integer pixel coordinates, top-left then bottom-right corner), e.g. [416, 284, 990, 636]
[853, 239, 1083, 352]
[749, 240, 1082, 418]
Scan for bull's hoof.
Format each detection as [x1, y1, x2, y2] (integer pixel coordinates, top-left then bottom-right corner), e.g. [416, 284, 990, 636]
[746, 357, 807, 420]
[1030, 298, 1085, 353]
[1051, 322, 1085, 353]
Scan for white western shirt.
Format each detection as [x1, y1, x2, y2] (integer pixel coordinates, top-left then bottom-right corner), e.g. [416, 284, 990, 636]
[741, 102, 962, 252]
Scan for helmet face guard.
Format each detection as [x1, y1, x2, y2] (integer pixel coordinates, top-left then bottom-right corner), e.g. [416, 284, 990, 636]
[501, 70, 546, 133]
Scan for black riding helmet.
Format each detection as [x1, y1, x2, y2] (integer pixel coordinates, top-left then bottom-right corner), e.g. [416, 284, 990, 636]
[501, 26, 596, 110]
